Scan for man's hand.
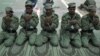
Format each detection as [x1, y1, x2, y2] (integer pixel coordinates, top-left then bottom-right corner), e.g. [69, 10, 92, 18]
[44, 19, 51, 26]
[44, 16, 52, 26]
[68, 19, 78, 25]
[24, 14, 32, 22]
[4, 16, 12, 25]
[92, 18, 99, 25]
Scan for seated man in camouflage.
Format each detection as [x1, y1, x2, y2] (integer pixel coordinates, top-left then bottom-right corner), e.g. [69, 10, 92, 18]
[81, 5, 100, 47]
[60, 3, 82, 48]
[0, 7, 19, 47]
[15, 1, 39, 46]
[79, 0, 96, 11]
[35, 3, 59, 46]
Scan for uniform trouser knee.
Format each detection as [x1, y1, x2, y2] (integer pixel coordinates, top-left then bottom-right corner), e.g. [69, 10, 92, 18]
[29, 33, 37, 46]
[59, 36, 70, 48]
[60, 40, 70, 48]
[4, 37, 15, 47]
[0, 39, 4, 45]
[50, 39, 58, 46]
[50, 35, 59, 46]
[35, 34, 48, 46]
[4, 41, 14, 47]
[91, 38, 100, 47]
[16, 38, 26, 46]
[0, 35, 4, 45]
[81, 36, 89, 47]
[71, 40, 82, 48]
[15, 33, 26, 46]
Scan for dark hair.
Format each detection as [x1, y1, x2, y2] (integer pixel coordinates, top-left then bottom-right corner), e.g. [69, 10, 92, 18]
[6, 10, 13, 13]
[25, 5, 33, 8]
[88, 9, 96, 12]
[68, 6, 76, 9]
[10, 11, 13, 13]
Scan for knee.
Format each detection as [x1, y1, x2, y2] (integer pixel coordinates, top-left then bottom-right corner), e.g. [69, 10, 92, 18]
[29, 34, 37, 46]
[35, 41, 43, 47]
[0, 36, 4, 45]
[92, 40, 100, 47]
[50, 37, 59, 46]
[59, 40, 69, 48]
[29, 41, 34, 46]
[15, 41, 23, 46]
[81, 36, 89, 48]
[4, 41, 14, 47]
[50, 40, 58, 46]
[15, 34, 26, 46]
[35, 35, 48, 47]
[0, 39, 3, 45]
[71, 40, 82, 48]
[29, 39, 35, 46]
[15, 39, 25, 46]
[82, 41, 89, 48]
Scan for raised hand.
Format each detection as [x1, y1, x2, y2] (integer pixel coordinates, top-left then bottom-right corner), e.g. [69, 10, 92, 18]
[24, 14, 32, 22]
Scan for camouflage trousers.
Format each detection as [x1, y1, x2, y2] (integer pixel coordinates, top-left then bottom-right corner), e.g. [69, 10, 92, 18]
[60, 31, 82, 48]
[35, 30, 59, 47]
[15, 29, 37, 46]
[0, 31, 16, 47]
[81, 32, 100, 47]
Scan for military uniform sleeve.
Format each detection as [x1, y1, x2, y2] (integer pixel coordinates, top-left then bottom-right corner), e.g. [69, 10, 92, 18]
[40, 15, 48, 30]
[94, 17, 100, 30]
[20, 15, 26, 28]
[29, 13, 39, 28]
[1, 17, 6, 31]
[94, 23, 100, 30]
[61, 14, 70, 30]
[76, 14, 81, 27]
[76, 14, 81, 20]
[81, 16, 90, 30]
[10, 16, 19, 30]
[49, 14, 59, 30]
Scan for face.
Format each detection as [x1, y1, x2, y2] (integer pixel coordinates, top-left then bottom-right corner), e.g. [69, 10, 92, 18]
[68, 7, 76, 15]
[45, 8, 53, 16]
[25, 5, 33, 14]
[89, 10, 96, 16]
[6, 11, 13, 17]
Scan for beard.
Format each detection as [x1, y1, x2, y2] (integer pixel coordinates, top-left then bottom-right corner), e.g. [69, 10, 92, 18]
[25, 10, 33, 14]
[45, 11, 53, 16]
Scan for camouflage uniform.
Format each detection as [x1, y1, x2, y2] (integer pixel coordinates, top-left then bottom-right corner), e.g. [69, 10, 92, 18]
[35, 3, 59, 46]
[81, 5, 100, 47]
[60, 3, 82, 48]
[15, 1, 39, 46]
[0, 7, 19, 47]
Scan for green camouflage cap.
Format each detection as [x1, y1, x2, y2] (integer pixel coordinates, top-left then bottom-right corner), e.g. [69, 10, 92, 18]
[25, 1, 34, 6]
[44, 3, 52, 9]
[5, 7, 13, 12]
[88, 5, 96, 11]
[43, 0, 54, 6]
[68, 2, 76, 8]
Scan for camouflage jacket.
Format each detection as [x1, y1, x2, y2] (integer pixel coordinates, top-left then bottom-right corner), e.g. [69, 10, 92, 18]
[61, 12, 81, 31]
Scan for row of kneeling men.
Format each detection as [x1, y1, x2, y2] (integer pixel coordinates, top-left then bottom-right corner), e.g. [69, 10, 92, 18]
[0, 1, 100, 48]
